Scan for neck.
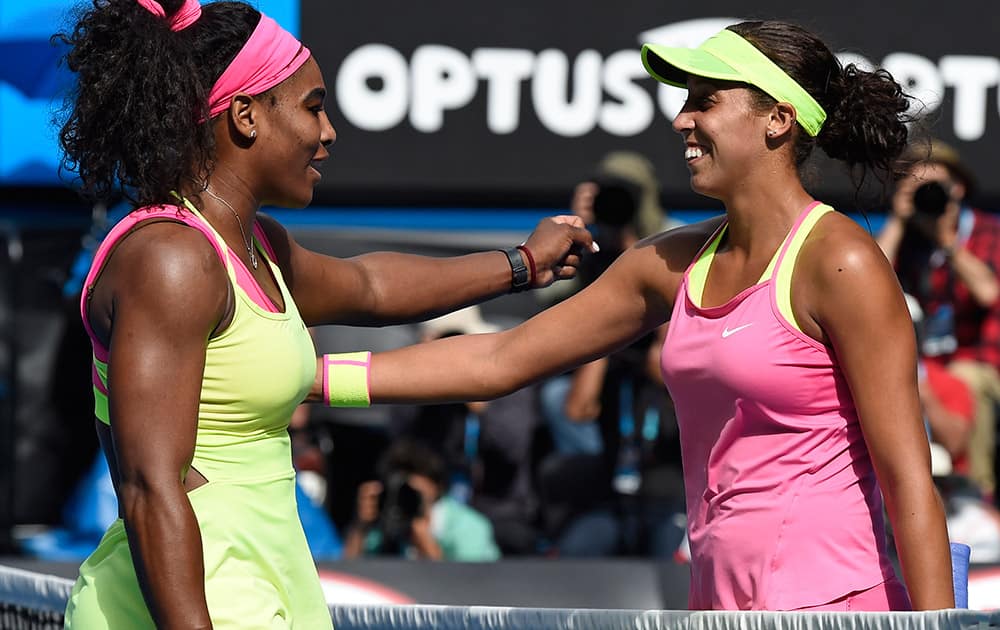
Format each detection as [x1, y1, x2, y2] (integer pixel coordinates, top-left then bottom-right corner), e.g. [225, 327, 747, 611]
[186, 167, 262, 270]
[720, 170, 813, 255]
[203, 165, 259, 219]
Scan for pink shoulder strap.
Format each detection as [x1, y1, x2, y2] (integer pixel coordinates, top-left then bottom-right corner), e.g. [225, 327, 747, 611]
[80, 205, 231, 360]
[252, 221, 279, 262]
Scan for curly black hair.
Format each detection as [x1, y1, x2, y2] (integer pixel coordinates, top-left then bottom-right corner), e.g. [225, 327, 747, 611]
[729, 21, 913, 190]
[55, 0, 260, 206]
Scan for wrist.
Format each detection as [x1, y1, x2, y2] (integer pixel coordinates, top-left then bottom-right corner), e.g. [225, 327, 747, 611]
[516, 244, 537, 286]
[322, 352, 371, 407]
[501, 246, 531, 292]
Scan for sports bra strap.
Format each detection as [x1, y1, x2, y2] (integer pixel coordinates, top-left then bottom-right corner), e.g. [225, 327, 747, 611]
[773, 203, 834, 332]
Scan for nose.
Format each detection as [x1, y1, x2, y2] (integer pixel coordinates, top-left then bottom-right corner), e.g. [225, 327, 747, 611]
[672, 107, 693, 136]
[320, 111, 336, 147]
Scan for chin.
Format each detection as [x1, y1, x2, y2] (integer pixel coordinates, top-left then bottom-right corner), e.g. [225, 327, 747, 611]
[689, 178, 722, 201]
[270, 189, 315, 209]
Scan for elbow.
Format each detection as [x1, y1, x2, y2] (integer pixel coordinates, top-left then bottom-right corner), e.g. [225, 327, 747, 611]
[117, 472, 179, 522]
[117, 476, 153, 521]
[477, 374, 523, 401]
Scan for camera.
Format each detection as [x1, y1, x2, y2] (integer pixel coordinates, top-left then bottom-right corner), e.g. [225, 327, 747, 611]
[912, 181, 950, 218]
[591, 175, 640, 227]
[377, 472, 424, 549]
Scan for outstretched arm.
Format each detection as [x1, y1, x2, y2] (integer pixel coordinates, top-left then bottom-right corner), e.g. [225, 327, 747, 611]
[805, 216, 953, 610]
[258, 214, 597, 327]
[305, 220, 713, 406]
[363, 239, 674, 405]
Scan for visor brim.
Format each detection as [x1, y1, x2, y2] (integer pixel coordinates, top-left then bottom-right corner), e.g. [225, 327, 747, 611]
[641, 43, 742, 88]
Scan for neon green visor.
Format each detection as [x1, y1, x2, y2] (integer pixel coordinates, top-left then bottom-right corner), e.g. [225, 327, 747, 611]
[641, 29, 827, 137]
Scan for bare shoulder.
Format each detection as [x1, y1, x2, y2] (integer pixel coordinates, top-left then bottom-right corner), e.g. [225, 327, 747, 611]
[101, 220, 230, 329]
[632, 214, 725, 273]
[112, 220, 227, 285]
[607, 215, 725, 309]
[799, 210, 894, 287]
[796, 210, 905, 337]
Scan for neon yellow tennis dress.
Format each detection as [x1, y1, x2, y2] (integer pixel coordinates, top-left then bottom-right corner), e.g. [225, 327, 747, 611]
[65, 202, 333, 628]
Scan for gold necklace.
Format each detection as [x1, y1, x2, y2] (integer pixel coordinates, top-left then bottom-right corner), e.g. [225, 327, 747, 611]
[203, 185, 258, 270]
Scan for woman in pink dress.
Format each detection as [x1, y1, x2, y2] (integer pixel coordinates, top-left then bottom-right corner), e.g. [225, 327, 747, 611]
[320, 20, 954, 610]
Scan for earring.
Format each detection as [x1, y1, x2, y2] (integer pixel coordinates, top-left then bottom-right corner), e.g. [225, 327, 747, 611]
[767, 130, 775, 137]
[250, 130, 257, 139]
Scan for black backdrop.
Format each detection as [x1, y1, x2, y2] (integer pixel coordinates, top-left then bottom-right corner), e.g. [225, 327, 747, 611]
[302, 0, 1000, 209]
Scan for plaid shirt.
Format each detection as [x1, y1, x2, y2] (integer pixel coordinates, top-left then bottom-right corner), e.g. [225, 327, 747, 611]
[901, 208, 1000, 370]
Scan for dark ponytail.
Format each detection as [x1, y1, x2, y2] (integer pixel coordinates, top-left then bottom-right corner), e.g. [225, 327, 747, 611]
[55, 0, 260, 206]
[728, 21, 912, 189]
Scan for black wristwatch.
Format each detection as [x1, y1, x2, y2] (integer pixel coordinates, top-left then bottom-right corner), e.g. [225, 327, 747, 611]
[502, 247, 530, 292]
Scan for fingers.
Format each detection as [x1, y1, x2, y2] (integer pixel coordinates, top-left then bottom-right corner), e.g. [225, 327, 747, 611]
[529, 217, 599, 253]
[562, 254, 581, 268]
[565, 223, 599, 253]
[550, 214, 586, 228]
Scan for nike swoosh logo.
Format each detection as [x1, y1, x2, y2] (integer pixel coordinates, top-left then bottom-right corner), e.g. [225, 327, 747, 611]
[721, 323, 753, 338]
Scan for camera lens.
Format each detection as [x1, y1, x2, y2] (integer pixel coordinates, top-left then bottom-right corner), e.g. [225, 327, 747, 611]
[913, 181, 949, 217]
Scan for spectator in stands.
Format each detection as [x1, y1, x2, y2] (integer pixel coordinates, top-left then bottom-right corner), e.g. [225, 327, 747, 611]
[537, 151, 683, 457]
[321, 21, 955, 610]
[374, 308, 549, 555]
[877, 139, 1000, 502]
[906, 295, 1000, 564]
[56, 0, 593, 627]
[533, 159, 687, 558]
[394, 307, 544, 555]
[905, 295, 977, 478]
[343, 439, 501, 561]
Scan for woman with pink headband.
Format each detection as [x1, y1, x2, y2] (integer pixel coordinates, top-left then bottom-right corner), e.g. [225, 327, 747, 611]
[56, 0, 595, 627]
[330, 21, 956, 610]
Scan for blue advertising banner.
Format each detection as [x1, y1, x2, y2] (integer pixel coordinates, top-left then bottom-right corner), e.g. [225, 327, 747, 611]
[0, 0, 298, 188]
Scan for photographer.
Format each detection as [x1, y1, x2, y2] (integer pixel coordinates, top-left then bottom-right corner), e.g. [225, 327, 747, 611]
[532, 152, 686, 558]
[877, 139, 1000, 502]
[342, 439, 500, 561]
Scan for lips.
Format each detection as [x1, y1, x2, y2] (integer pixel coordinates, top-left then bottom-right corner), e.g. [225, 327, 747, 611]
[309, 158, 325, 179]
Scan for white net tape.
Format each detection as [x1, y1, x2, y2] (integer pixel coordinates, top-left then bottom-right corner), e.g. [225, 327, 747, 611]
[1, 564, 997, 629]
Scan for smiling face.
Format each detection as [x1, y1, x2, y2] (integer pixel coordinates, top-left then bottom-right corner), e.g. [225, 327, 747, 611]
[672, 76, 771, 200]
[254, 56, 336, 208]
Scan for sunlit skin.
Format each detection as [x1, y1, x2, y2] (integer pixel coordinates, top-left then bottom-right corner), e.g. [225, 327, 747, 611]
[673, 77, 773, 203]
[85, 49, 598, 629]
[251, 56, 336, 209]
[356, 70, 955, 610]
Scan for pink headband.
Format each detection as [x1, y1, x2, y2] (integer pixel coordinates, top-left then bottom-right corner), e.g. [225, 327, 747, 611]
[206, 14, 312, 120]
[137, 0, 201, 31]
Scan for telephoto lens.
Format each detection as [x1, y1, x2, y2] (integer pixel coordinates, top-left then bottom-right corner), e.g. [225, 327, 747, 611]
[912, 181, 950, 217]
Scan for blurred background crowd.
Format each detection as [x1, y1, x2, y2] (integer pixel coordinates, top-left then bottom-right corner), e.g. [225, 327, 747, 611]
[8, 143, 1000, 570]
[2, 0, 1000, 589]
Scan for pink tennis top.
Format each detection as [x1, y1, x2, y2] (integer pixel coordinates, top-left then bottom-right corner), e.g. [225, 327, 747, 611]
[660, 202, 897, 610]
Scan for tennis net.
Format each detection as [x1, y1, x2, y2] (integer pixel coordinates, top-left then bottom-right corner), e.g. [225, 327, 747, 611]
[1, 563, 998, 630]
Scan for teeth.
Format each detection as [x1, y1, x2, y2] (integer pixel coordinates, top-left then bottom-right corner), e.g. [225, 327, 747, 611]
[685, 146, 704, 160]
